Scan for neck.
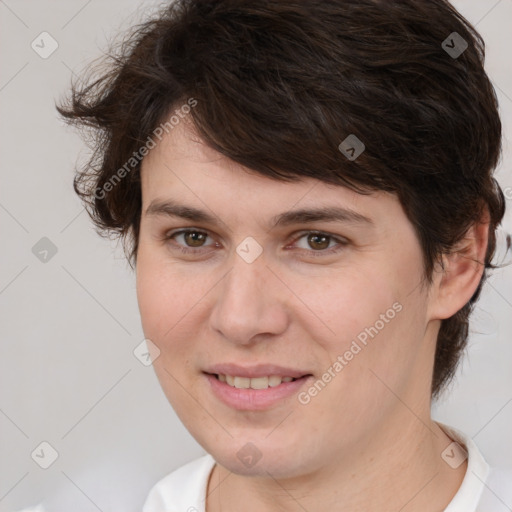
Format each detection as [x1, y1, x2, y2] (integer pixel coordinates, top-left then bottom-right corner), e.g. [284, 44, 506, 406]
[206, 416, 467, 512]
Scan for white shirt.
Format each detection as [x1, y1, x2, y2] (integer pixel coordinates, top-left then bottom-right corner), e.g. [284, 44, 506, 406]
[142, 424, 512, 512]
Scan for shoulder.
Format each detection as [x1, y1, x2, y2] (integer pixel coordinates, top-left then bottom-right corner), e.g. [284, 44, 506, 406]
[487, 466, 512, 487]
[437, 423, 511, 512]
[477, 466, 512, 511]
[142, 454, 216, 512]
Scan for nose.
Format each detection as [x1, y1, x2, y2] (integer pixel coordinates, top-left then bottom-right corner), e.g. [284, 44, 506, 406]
[209, 251, 289, 346]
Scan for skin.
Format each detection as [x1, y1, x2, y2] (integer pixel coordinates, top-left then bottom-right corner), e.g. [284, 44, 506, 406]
[136, 118, 489, 511]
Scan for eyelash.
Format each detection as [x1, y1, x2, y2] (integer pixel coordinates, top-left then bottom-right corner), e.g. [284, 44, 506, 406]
[162, 229, 348, 258]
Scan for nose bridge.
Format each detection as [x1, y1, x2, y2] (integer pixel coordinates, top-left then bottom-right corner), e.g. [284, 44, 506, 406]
[210, 249, 287, 344]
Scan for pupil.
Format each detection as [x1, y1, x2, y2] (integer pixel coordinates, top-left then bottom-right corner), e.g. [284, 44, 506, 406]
[309, 234, 329, 250]
[186, 232, 205, 247]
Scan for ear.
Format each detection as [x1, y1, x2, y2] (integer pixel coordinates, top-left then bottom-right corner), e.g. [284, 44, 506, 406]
[428, 208, 490, 321]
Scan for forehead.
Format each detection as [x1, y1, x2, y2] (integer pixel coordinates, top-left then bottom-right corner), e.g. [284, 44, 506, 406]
[140, 119, 402, 228]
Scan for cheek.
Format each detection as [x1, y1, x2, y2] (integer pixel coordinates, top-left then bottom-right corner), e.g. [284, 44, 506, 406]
[294, 267, 401, 352]
[135, 249, 219, 383]
[136, 245, 196, 340]
[298, 258, 427, 396]
[136, 267, 172, 340]
[135, 253, 202, 411]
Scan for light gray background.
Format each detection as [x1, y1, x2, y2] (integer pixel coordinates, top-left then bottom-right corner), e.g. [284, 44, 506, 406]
[1, 1, 511, 511]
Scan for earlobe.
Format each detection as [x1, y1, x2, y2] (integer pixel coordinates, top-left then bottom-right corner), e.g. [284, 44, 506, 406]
[429, 210, 490, 321]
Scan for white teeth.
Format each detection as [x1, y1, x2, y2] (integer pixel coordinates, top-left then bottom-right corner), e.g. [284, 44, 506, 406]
[268, 375, 282, 387]
[234, 376, 250, 389]
[217, 374, 297, 389]
[250, 376, 269, 389]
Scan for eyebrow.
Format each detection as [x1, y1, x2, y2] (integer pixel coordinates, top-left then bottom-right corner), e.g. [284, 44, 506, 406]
[145, 199, 374, 229]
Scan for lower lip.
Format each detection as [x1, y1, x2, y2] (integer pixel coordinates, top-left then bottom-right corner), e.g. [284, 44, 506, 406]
[204, 373, 312, 411]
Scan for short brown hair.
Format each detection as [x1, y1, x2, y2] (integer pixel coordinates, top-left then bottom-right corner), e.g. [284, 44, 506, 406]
[57, 0, 506, 398]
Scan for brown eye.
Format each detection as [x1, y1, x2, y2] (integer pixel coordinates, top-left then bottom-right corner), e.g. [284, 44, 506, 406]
[307, 233, 331, 250]
[288, 231, 348, 258]
[183, 231, 207, 247]
[164, 229, 216, 255]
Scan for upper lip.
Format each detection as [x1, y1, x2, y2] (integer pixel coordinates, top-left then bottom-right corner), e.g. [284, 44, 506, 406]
[204, 363, 311, 379]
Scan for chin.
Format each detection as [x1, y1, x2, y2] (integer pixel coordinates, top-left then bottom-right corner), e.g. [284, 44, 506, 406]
[207, 436, 313, 479]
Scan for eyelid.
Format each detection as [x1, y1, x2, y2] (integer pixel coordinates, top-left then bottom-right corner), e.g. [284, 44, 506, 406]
[287, 229, 349, 246]
[163, 228, 349, 255]
[164, 228, 218, 250]
[164, 228, 214, 240]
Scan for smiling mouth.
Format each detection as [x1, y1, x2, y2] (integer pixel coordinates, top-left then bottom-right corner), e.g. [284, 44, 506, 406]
[207, 373, 310, 390]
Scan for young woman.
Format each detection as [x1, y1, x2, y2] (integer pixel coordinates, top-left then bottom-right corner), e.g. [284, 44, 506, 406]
[57, 0, 511, 510]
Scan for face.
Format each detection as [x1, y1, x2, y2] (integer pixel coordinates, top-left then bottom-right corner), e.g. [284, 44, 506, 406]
[136, 119, 439, 479]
